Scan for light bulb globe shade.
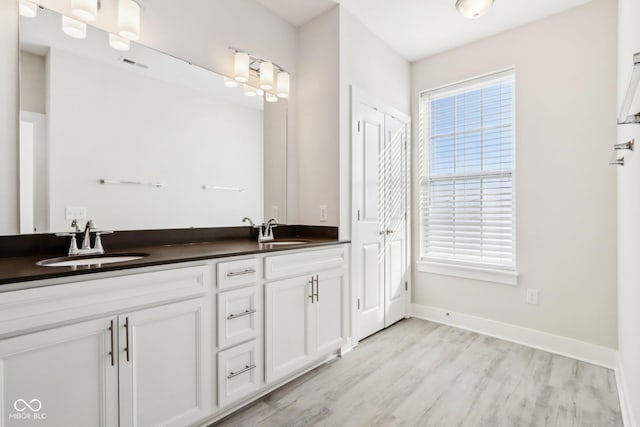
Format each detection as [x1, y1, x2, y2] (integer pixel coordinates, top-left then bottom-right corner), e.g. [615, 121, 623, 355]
[265, 93, 278, 103]
[234, 52, 250, 83]
[243, 84, 257, 97]
[71, 0, 98, 22]
[276, 71, 290, 99]
[62, 15, 87, 39]
[223, 76, 239, 88]
[455, 0, 494, 19]
[259, 62, 274, 90]
[18, 0, 39, 18]
[118, 0, 141, 41]
[109, 33, 130, 51]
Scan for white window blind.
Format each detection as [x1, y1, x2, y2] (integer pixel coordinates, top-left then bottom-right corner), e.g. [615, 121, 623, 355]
[420, 70, 515, 270]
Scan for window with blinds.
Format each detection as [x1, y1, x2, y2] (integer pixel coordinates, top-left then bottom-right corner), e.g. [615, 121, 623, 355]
[420, 70, 515, 270]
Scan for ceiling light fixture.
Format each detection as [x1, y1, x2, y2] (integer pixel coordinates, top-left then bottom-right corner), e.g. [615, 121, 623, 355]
[229, 48, 290, 103]
[455, 0, 494, 19]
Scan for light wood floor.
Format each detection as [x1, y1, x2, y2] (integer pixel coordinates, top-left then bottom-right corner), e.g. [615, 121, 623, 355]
[214, 318, 623, 427]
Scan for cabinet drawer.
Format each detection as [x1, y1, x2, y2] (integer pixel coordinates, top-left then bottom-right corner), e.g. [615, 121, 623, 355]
[217, 286, 260, 349]
[217, 258, 260, 290]
[264, 246, 346, 281]
[218, 340, 261, 408]
[0, 265, 209, 337]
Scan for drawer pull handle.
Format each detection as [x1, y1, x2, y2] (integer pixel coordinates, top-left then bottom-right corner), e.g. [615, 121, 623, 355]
[227, 309, 257, 320]
[228, 364, 256, 379]
[226, 268, 256, 278]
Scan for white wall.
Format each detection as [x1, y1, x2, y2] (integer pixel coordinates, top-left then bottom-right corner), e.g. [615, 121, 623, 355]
[19, 51, 46, 115]
[296, 7, 340, 226]
[46, 48, 262, 231]
[411, 0, 618, 348]
[0, 0, 298, 234]
[295, 6, 411, 231]
[338, 8, 411, 238]
[617, 0, 640, 423]
[0, 0, 19, 234]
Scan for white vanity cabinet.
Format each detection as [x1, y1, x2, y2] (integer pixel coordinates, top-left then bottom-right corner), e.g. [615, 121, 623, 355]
[214, 257, 263, 409]
[264, 247, 348, 383]
[0, 264, 212, 427]
[0, 317, 119, 427]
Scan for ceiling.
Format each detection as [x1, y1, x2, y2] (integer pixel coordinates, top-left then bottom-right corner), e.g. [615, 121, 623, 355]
[256, 0, 593, 62]
[254, 0, 339, 27]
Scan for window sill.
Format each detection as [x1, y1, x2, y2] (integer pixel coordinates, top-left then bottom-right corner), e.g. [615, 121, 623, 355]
[416, 261, 519, 286]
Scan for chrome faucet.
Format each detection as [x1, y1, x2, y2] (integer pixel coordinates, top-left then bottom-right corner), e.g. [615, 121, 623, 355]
[56, 219, 113, 256]
[242, 217, 278, 243]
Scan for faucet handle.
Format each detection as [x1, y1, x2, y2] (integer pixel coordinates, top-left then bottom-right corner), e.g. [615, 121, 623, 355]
[55, 233, 79, 255]
[70, 219, 81, 232]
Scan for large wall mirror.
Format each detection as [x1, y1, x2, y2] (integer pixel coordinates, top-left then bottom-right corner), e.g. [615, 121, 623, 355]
[16, 6, 287, 235]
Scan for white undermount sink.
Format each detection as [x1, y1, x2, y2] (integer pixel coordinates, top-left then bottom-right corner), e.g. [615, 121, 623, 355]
[37, 253, 148, 268]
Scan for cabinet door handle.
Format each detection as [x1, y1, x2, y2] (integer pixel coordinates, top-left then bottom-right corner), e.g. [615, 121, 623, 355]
[308, 277, 315, 303]
[315, 275, 319, 302]
[227, 364, 256, 379]
[108, 319, 115, 366]
[226, 268, 256, 278]
[227, 309, 257, 320]
[124, 317, 131, 362]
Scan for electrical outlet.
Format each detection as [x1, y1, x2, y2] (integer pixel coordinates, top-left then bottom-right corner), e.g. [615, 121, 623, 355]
[272, 205, 279, 220]
[319, 205, 328, 222]
[526, 288, 539, 305]
[65, 207, 87, 220]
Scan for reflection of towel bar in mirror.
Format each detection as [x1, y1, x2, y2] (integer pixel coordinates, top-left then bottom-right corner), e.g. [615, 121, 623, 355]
[618, 52, 640, 125]
[100, 179, 162, 188]
[202, 185, 244, 192]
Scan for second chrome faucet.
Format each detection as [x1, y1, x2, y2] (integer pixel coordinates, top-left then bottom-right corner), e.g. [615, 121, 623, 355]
[57, 219, 113, 256]
[243, 217, 278, 243]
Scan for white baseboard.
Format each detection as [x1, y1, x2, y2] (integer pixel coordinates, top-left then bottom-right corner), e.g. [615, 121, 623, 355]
[616, 353, 637, 427]
[411, 304, 617, 369]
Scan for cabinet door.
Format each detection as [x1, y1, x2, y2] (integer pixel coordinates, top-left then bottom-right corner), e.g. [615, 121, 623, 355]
[264, 276, 313, 383]
[118, 298, 211, 427]
[0, 318, 118, 427]
[313, 269, 348, 355]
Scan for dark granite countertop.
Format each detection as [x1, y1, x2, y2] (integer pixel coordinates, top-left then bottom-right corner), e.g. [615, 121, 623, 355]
[0, 226, 347, 287]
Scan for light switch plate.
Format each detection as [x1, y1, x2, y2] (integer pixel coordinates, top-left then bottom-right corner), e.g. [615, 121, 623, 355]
[65, 207, 87, 220]
[319, 205, 328, 222]
[526, 288, 539, 305]
[272, 205, 279, 220]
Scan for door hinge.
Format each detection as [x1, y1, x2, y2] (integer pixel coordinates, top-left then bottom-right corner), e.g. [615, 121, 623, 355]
[357, 210, 361, 221]
[357, 298, 360, 310]
[357, 121, 361, 132]
[405, 282, 408, 291]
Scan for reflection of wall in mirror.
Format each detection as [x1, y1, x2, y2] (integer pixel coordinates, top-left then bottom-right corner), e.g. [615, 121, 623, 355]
[39, 47, 262, 232]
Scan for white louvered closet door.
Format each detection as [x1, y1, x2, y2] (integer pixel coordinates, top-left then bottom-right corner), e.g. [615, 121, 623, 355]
[353, 100, 409, 341]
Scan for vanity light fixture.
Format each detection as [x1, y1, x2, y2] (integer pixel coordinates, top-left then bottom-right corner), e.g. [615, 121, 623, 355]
[276, 71, 290, 98]
[71, 0, 98, 22]
[118, 0, 141, 41]
[243, 84, 257, 97]
[455, 0, 494, 19]
[223, 76, 239, 88]
[62, 15, 87, 39]
[109, 33, 130, 51]
[265, 93, 278, 103]
[234, 52, 250, 83]
[18, 0, 40, 18]
[229, 47, 290, 102]
[260, 61, 274, 90]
